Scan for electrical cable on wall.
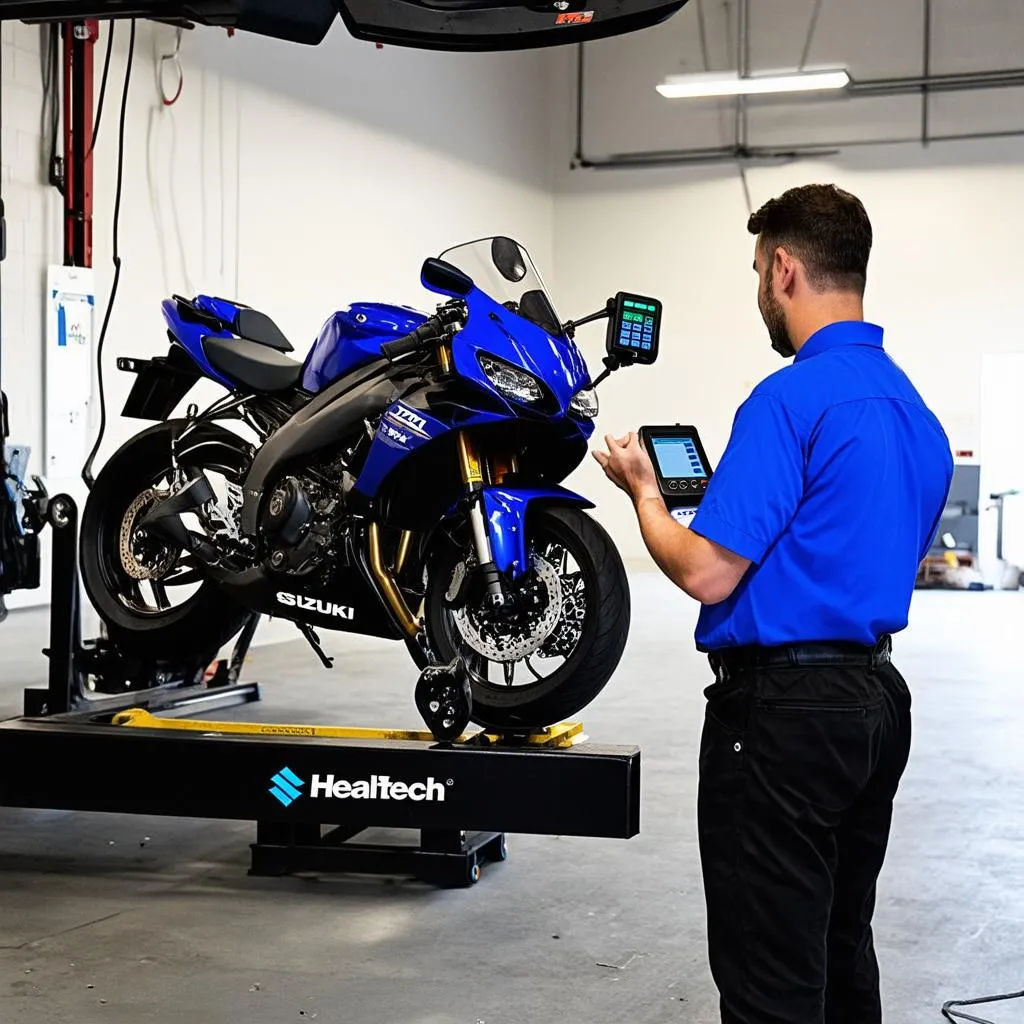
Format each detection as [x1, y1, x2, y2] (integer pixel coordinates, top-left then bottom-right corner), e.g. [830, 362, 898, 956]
[82, 19, 135, 490]
[159, 27, 184, 106]
[88, 21, 116, 157]
[40, 25, 63, 194]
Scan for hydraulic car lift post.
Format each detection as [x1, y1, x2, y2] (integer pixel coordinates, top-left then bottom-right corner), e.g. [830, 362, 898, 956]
[62, 19, 98, 268]
[0, 496, 642, 887]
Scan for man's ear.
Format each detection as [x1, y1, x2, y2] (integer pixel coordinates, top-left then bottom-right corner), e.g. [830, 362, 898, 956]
[773, 246, 798, 297]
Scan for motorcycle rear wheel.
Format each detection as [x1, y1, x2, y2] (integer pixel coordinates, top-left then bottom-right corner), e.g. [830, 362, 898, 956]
[424, 505, 630, 731]
[79, 421, 252, 661]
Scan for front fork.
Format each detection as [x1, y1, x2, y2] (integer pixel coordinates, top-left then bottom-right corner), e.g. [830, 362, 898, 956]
[456, 431, 516, 609]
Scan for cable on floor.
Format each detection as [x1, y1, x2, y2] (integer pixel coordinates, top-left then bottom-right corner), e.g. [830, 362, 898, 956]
[942, 988, 1024, 1023]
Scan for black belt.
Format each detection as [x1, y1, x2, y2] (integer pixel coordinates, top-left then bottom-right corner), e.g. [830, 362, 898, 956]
[709, 634, 892, 682]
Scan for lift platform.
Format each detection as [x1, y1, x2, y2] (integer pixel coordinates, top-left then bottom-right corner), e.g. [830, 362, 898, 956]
[0, 496, 641, 887]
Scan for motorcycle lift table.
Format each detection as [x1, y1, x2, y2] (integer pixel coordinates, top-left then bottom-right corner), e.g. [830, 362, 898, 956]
[0, 497, 641, 887]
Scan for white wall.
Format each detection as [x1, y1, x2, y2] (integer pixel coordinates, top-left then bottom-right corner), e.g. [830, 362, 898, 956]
[553, 140, 1024, 559]
[2, 19, 556, 624]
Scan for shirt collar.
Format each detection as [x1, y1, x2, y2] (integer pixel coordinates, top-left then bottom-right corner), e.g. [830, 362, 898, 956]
[794, 320, 884, 363]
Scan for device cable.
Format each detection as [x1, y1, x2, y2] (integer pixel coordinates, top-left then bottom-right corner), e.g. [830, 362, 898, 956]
[942, 988, 1024, 1024]
[88, 20, 116, 157]
[82, 19, 135, 489]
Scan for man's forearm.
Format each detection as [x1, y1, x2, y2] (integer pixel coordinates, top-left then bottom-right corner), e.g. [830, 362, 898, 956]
[634, 494, 745, 604]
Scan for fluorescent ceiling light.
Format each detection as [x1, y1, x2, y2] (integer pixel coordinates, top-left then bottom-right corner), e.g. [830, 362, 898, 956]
[657, 69, 850, 99]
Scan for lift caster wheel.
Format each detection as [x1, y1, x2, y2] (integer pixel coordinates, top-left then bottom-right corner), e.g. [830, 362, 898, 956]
[415, 657, 472, 742]
[467, 861, 482, 885]
[485, 834, 509, 862]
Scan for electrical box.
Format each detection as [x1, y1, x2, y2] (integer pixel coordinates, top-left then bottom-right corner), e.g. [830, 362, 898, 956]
[45, 266, 96, 483]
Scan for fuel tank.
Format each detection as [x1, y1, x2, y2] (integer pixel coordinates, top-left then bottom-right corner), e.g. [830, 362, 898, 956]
[302, 302, 427, 393]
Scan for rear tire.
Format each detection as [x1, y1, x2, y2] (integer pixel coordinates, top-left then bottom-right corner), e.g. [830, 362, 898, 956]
[79, 421, 252, 661]
[424, 506, 630, 730]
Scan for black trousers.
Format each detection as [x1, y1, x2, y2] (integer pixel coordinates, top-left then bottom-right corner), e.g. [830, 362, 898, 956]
[697, 652, 912, 1024]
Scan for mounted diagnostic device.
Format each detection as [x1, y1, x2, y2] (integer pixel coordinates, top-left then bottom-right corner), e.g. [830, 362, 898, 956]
[564, 290, 664, 388]
[638, 424, 714, 527]
[607, 293, 662, 365]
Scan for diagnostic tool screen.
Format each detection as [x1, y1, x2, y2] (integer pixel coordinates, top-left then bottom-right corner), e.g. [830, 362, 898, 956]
[650, 436, 708, 479]
[607, 293, 661, 365]
[639, 424, 714, 508]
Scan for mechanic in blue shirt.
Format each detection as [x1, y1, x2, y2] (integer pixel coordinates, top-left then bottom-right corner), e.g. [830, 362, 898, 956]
[595, 184, 953, 1024]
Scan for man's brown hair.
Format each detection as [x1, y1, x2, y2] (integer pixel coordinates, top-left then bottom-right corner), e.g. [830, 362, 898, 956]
[748, 184, 873, 296]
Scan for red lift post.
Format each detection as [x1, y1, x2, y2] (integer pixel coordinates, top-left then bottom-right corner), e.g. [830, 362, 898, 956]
[61, 19, 98, 268]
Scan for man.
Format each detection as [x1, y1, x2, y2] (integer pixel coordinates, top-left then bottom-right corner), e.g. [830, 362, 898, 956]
[594, 183, 953, 1024]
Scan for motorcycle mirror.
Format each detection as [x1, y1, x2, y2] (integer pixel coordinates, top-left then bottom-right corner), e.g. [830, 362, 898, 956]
[421, 258, 474, 298]
[490, 237, 527, 284]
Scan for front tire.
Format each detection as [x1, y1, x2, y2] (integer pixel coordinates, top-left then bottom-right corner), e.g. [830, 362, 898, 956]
[424, 505, 630, 730]
[79, 421, 252, 661]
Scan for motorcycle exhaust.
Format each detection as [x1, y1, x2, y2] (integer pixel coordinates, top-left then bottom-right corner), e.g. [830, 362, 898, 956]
[139, 474, 222, 566]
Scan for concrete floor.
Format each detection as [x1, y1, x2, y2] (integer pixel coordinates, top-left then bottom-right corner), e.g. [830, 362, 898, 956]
[1, 573, 1023, 1023]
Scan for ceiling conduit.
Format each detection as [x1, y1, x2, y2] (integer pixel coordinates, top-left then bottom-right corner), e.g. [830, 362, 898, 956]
[573, 0, 1024, 169]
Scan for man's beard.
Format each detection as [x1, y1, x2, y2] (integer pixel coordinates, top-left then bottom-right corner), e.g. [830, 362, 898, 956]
[760, 288, 795, 358]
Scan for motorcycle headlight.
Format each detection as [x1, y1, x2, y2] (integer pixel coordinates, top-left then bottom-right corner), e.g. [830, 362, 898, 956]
[569, 386, 599, 419]
[478, 353, 545, 405]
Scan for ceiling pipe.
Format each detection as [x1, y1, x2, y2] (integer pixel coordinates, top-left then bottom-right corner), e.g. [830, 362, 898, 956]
[922, 0, 932, 146]
[578, 127, 1024, 170]
[574, 32, 1024, 170]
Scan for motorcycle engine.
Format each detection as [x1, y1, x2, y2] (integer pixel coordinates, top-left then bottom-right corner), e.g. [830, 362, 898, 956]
[261, 471, 344, 576]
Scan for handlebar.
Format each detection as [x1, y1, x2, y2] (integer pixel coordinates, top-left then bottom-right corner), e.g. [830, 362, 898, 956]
[380, 322, 440, 362]
[380, 303, 466, 363]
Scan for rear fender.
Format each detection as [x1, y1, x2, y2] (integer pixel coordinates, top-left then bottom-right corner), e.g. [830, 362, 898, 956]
[481, 485, 594, 579]
[119, 344, 202, 421]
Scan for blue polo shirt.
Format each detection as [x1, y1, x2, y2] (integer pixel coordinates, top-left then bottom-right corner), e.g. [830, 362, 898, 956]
[690, 320, 953, 650]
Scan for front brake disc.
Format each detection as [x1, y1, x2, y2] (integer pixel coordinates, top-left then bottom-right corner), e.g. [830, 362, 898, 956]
[452, 554, 563, 663]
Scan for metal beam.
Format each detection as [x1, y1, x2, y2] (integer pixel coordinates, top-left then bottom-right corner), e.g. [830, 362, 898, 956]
[577, 127, 1024, 170]
[922, 0, 932, 146]
[849, 67, 1024, 96]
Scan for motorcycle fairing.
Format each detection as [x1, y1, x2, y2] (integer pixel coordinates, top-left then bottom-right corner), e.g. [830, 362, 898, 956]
[201, 534, 405, 640]
[303, 303, 429, 393]
[161, 296, 246, 392]
[451, 285, 591, 416]
[481, 485, 594, 577]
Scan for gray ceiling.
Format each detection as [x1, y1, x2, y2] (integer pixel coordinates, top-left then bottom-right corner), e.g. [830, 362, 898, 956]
[578, 0, 1024, 161]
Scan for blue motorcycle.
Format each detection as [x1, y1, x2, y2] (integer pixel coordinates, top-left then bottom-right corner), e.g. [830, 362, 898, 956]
[80, 237, 662, 738]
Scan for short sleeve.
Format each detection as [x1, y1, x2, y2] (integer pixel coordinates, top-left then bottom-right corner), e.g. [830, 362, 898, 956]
[690, 395, 806, 564]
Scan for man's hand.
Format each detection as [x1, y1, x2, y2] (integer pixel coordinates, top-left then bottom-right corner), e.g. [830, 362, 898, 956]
[592, 432, 661, 505]
[592, 429, 751, 605]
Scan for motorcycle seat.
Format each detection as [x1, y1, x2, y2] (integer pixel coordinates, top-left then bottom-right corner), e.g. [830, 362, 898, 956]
[203, 335, 304, 393]
[235, 307, 293, 352]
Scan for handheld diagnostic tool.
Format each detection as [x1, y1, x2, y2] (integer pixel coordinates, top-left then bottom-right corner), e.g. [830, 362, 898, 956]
[606, 293, 662, 366]
[639, 424, 714, 527]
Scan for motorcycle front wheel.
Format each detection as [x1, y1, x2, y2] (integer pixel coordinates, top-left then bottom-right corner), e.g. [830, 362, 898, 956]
[423, 505, 630, 731]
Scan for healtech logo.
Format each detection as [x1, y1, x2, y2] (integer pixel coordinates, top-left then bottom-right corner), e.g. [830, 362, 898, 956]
[276, 592, 354, 619]
[310, 774, 447, 802]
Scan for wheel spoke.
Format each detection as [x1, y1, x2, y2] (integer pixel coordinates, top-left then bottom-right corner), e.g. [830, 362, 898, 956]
[162, 567, 203, 587]
[503, 661, 515, 687]
[162, 555, 203, 587]
[525, 656, 545, 682]
[150, 579, 171, 611]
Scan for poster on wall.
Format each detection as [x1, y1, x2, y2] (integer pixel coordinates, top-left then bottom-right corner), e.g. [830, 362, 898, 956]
[45, 265, 96, 483]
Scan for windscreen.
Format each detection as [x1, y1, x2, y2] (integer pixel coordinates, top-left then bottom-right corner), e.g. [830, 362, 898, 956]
[439, 237, 563, 338]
